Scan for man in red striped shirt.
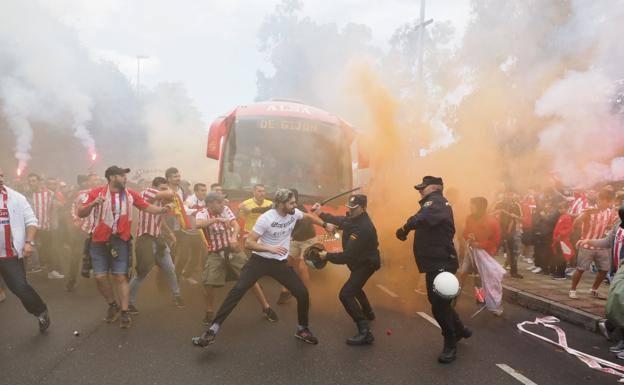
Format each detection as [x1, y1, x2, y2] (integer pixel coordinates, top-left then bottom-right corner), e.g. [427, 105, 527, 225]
[27, 173, 64, 279]
[195, 192, 275, 326]
[78, 166, 170, 329]
[129, 177, 183, 313]
[569, 189, 617, 299]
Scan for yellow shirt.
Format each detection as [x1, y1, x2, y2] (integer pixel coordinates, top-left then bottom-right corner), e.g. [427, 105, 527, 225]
[240, 198, 273, 232]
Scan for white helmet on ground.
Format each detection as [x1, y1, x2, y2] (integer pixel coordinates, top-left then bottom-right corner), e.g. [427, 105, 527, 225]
[433, 271, 460, 299]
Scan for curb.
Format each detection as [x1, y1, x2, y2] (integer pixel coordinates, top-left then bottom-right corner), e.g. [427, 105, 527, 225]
[502, 284, 602, 333]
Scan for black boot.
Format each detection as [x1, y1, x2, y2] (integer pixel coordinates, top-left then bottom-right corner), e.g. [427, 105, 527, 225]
[455, 327, 472, 343]
[346, 320, 374, 346]
[438, 339, 457, 364]
[363, 309, 376, 321]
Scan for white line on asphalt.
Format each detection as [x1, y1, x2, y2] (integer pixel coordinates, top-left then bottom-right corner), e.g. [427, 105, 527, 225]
[496, 364, 538, 385]
[376, 284, 399, 298]
[416, 312, 440, 329]
[414, 289, 426, 296]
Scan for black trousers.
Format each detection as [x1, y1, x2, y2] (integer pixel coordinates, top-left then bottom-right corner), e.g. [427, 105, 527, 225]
[339, 265, 375, 323]
[502, 233, 519, 274]
[36, 230, 61, 272]
[67, 230, 88, 281]
[549, 244, 567, 277]
[425, 270, 465, 343]
[533, 240, 552, 272]
[213, 254, 309, 326]
[0, 258, 47, 316]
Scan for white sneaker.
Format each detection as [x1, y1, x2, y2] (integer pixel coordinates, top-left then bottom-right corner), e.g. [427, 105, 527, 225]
[48, 270, 65, 279]
[526, 264, 536, 270]
[525, 258, 534, 265]
[569, 290, 578, 299]
[531, 267, 542, 274]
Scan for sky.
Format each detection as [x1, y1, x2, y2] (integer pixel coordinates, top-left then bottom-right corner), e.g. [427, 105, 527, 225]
[40, 0, 471, 126]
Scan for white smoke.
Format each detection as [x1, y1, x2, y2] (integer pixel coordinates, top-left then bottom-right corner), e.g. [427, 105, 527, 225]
[534, 0, 624, 187]
[0, 0, 98, 170]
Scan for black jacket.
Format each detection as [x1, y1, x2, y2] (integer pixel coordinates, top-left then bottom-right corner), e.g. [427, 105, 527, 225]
[402, 191, 458, 273]
[319, 211, 381, 271]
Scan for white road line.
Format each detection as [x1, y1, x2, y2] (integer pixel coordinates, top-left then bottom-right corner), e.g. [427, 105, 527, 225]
[414, 289, 426, 296]
[416, 312, 440, 329]
[376, 284, 399, 298]
[496, 364, 538, 385]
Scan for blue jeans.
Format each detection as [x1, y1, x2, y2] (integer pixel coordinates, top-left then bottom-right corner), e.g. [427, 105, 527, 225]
[90, 236, 130, 275]
[129, 236, 180, 304]
[0, 258, 47, 316]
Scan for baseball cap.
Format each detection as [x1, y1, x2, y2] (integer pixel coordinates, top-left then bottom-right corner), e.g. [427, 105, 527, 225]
[346, 194, 367, 209]
[104, 165, 131, 179]
[414, 176, 443, 190]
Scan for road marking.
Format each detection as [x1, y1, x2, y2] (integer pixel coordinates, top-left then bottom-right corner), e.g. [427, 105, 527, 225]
[416, 312, 440, 329]
[414, 289, 426, 296]
[496, 364, 538, 385]
[376, 284, 399, 298]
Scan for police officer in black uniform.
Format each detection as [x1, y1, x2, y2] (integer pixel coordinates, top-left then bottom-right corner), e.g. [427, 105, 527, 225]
[396, 176, 471, 363]
[313, 194, 380, 345]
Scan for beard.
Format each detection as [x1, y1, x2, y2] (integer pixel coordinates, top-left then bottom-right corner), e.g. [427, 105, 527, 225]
[287, 207, 296, 215]
[113, 180, 125, 189]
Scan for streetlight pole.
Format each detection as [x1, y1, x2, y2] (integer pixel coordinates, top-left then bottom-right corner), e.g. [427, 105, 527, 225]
[136, 55, 149, 92]
[418, 0, 426, 84]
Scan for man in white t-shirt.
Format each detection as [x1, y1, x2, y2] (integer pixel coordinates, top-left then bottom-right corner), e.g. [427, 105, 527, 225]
[192, 188, 334, 347]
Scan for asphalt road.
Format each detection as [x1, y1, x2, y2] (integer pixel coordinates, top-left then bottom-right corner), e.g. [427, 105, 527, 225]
[0, 264, 620, 385]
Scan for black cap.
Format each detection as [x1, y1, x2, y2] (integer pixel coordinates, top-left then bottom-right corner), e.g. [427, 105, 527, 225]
[346, 194, 367, 209]
[104, 165, 131, 179]
[414, 176, 443, 190]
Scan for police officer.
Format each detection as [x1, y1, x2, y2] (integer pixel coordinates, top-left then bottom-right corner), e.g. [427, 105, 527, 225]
[313, 194, 380, 345]
[396, 176, 471, 363]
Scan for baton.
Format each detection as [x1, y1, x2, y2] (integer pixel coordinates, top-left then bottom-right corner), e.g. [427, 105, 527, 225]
[319, 187, 361, 206]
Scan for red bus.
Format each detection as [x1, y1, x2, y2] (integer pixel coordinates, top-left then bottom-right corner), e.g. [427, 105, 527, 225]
[206, 100, 365, 248]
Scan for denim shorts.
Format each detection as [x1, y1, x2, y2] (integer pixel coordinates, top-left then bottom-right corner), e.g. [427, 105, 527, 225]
[90, 236, 131, 275]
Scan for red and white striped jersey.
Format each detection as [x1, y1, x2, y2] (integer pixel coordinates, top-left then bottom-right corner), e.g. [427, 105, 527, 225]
[580, 208, 617, 249]
[71, 189, 95, 234]
[0, 187, 16, 258]
[569, 195, 589, 217]
[197, 206, 236, 252]
[31, 189, 55, 231]
[136, 188, 162, 237]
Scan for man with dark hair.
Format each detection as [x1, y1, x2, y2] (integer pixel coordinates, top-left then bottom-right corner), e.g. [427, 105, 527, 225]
[277, 188, 315, 304]
[66, 173, 98, 291]
[0, 168, 50, 332]
[493, 190, 524, 279]
[78, 166, 171, 329]
[396, 176, 471, 363]
[460, 197, 504, 315]
[129, 177, 182, 313]
[570, 189, 617, 299]
[313, 194, 380, 345]
[27, 173, 64, 279]
[192, 188, 334, 347]
[239, 184, 272, 235]
[175, 182, 208, 285]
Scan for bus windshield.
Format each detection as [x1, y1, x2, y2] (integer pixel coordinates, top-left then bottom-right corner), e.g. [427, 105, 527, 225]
[221, 116, 352, 200]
